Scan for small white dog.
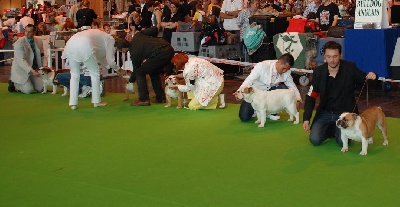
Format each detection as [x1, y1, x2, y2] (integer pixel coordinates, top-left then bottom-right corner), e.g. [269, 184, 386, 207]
[164, 75, 184, 108]
[38, 67, 58, 94]
[236, 86, 299, 128]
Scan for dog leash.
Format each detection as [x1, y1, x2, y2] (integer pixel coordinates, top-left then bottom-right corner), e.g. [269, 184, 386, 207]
[353, 80, 369, 113]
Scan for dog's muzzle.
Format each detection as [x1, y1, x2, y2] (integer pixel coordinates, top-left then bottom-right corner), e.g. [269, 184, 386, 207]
[336, 119, 347, 128]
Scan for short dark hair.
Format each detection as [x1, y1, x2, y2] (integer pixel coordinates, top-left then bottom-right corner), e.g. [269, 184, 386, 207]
[114, 39, 130, 49]
[279, 53, 295, 67]
[24, 24, 36, 31]
[324, 41, 342, 54]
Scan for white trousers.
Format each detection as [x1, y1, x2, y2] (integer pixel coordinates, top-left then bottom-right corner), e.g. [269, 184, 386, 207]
[14, 75, 43, 94]
[68, 54, 101, 106]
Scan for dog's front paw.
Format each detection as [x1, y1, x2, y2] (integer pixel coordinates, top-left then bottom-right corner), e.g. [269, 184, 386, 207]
[255, 120, 261, 124]
[359, 151, 368, 155]
[51, 92, 56, 95]
[293, 120, 299, 124]
[368, 137, 373, 144]
[341, 148, 348, 153]
[258, 124, 265, 128]
[176, 105, 182, 109]
[42, 91, 46, 94]
[383, 141, 389, 146]
[165, 104, 171, 108]
[123, 98, 129, 101]
[62, 93, 67, 97]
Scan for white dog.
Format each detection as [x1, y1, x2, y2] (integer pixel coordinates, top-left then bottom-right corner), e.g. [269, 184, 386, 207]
[237, 86, 299, 128]
[164, 75, 184, 108]
[38, 67, 58, 94]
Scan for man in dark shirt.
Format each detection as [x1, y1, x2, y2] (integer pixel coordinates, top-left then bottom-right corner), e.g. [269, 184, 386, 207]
[302, 41, 377, 147]
[316, 0, 339, 31]
[115, 26, 174, 106]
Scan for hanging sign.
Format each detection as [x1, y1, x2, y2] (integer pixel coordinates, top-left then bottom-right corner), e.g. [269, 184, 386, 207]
[354, 0, 389, 29]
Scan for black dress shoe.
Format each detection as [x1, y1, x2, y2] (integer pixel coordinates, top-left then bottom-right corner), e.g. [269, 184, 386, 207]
[131, 100, 151, 106]
[8, 80, 16, 92]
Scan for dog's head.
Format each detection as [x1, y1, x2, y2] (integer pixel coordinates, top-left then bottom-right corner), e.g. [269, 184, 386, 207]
[165, 75, 178, 87]
[336, 112, 358, 129]
[38, 67, 53, 76]
[234, 86, 254, 100]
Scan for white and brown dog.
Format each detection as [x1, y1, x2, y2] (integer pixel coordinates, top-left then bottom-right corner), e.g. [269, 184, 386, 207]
[122, 70, 155, 102]
[164, 75, 184, 109]
[336, 106, 388, 155]
[236, 86, 299, 127]
[38, 67, 58, 94]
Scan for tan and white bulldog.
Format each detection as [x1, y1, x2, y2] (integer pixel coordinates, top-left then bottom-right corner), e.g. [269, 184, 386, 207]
[164, 75, 184, 108]
[336, 106, 388, 155]
[238, 86, 299, 128]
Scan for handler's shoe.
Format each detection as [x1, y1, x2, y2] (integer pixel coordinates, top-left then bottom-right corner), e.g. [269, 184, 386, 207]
[268, 114, 280, 120]
[131, 100, 150, 106]
[8, 80, 16, 92]
[218, 94, 226, 109]
[94, 102, 108, 107]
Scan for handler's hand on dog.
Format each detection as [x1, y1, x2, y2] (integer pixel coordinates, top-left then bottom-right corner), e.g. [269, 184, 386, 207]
[365, 72, 377, 80]
[303, 121, 311, 133]
[30, 69, 40, 76]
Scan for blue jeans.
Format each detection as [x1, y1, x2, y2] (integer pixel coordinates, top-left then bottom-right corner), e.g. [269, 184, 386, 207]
[309, 110, 344, 146]
[238, 84, 288, 122]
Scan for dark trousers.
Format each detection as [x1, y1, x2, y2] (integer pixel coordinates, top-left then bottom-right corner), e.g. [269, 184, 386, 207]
[309, 110, 344, 147]
[134, 46, 175, 101]
[238, 84, 288, 122]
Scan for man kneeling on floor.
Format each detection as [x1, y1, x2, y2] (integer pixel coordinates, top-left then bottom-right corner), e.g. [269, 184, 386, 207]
[9, 24, 44, 94]
[235, 53, 302, 121]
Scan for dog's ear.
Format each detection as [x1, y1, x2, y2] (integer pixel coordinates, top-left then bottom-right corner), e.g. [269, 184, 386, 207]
[352, 113, 358, 121]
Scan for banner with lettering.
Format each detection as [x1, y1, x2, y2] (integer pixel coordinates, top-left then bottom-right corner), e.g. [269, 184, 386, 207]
[354, 0, 389, 29]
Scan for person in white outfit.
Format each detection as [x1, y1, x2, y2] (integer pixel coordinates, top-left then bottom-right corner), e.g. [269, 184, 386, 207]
[170, 53, 225, 110]
[62, 29, 119, 110]
[236, 53, 302, 122]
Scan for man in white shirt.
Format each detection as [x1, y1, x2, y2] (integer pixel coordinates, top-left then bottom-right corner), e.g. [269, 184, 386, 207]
[236, 53, 302, 121]
[220, 0, 243, 34]
[63, 29, 119, 110]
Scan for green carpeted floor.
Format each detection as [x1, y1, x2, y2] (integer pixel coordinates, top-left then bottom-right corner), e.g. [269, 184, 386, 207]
[1, 83, 400, 207]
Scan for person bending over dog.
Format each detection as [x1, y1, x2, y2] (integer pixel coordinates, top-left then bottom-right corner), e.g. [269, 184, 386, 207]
[115, 26, 174, 106]
[62, 29, 120, 110]
[302, 41, 377, 147]
[234, 53, 302, 122]
[9, 24, 45, 94]
[170, 53, 225, 110]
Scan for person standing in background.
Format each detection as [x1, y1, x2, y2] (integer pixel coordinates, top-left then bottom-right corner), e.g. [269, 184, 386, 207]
[316, 0, 339, 31]
[76, 0, 98, 28]
[69, 0, 83, 27]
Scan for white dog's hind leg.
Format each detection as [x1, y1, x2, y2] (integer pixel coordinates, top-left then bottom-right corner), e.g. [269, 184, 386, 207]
[341, 135, 349, 153]
[360, 138, 369, 155]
